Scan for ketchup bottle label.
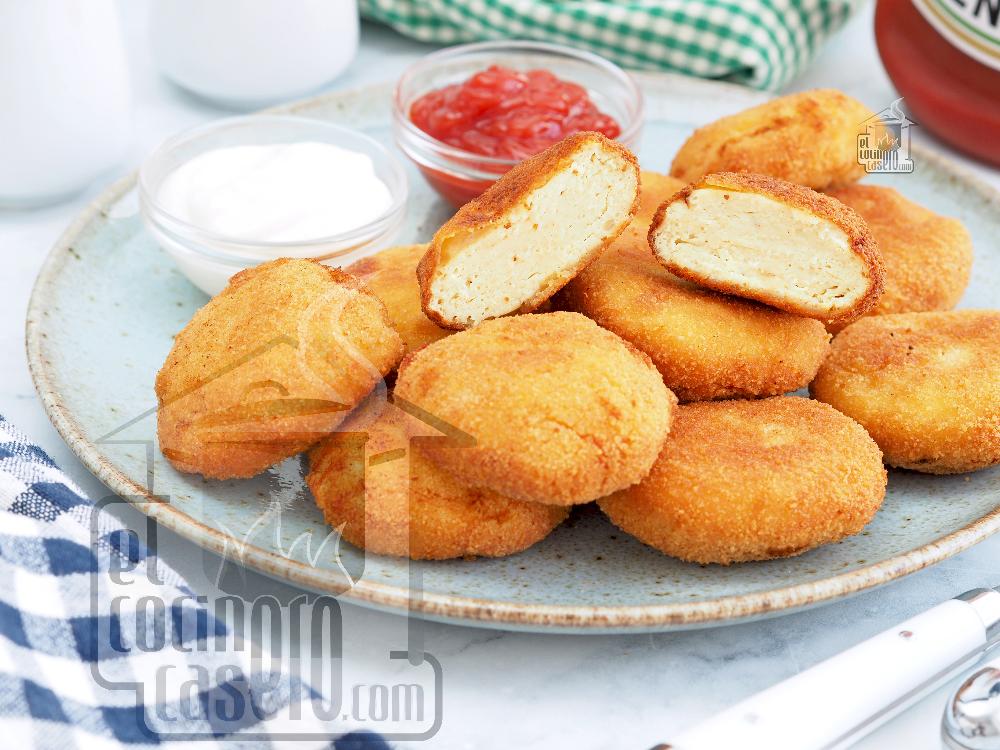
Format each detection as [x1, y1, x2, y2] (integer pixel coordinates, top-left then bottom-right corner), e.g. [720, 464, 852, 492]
[911, 0, 1000, 71]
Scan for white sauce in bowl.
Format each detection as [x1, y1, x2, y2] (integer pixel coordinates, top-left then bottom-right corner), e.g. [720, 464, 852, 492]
[156, 142, 393, 242]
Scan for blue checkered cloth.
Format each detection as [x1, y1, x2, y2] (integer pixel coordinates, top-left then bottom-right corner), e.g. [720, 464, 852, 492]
[0, 414, 388, 748]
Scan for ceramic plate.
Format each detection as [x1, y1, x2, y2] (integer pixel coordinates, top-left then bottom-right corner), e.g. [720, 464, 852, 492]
[27, 74, 1000, 633]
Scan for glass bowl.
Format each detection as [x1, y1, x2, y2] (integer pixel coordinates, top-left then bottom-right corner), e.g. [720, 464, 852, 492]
[139, 114, 408, 296]
[393, 40, 644, 208]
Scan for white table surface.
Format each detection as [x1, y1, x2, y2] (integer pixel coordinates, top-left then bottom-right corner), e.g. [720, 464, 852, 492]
[3, 2, 999, 748]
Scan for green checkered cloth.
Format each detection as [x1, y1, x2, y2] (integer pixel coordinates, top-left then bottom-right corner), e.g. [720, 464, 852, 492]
[360, 0, 860, 91]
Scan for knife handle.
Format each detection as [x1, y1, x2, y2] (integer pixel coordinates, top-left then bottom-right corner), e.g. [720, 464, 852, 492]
[662, 589, 1000, 750]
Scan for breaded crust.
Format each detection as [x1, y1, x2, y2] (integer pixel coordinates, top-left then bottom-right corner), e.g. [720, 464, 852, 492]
[346, 243, 452, 354]
[598, 398, 887, 565]
[418, 132, 640, 329]
[810, 311, 1000, 474]
[306, 400, 567, 560]
[155, 258, 404, 479]
[824, 185, 973, 329]
[649, 171, 884, 325]
[670, 89, 885, 189]
[393, 311, 677, 506]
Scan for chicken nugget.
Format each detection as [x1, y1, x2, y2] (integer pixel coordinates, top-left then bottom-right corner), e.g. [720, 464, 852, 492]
[650, 172, 883, 325]
[306, 400, 568, 560]
[824, 185, 973, 328]
[670, 89, 885, 190]
[598, 397, 887, 565]
[810, 311, 1000, 474]
[559, 238, 831, 402]
[346, 243, 451, 354]
[156, 258, 404, 479]
[418, 132, 639, 329]
[393, 311, 677, 506]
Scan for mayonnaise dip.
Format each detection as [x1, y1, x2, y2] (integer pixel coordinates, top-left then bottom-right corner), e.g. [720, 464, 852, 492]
[156, 141, 393, 242]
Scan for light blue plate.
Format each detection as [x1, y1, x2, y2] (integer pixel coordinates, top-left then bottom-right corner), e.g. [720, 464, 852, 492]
[27, 74, 1000, 633]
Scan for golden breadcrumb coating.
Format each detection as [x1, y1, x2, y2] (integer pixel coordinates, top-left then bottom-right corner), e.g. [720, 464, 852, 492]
[418, 132, 640, 329]
[393, 311, 677, 505]
[155, 259, 404, 479]
[650, 171, 884, 325]
[824, 185, 973, 330]
[346, 243, 452, 354]
[599, 397, 886, 565]
[810, 311, 1000, 474]
[306, 399, 568, 560]
[670, 89, 885, 190]
[558, 232, 831, 403]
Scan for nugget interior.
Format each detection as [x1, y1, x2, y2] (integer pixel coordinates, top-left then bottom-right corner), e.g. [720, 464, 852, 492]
[425, 140, 638, 326]
[653, 186, 870, 315]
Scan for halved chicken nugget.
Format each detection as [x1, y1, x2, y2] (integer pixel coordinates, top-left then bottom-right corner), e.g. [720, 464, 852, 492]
[307, 400, 568, 560]
[394, 312, 676, 506]
[810, 311, 1000, 474]
[598, 398, 887, 565]
[418, 132, 640, 329]
[155, 258, 404, 479]
[649, 172, 883, 325]
[346, 243, 451, 354]
[824, 185, 973, 328]
[670, 89, 885, 190]
[560, 171, 830, 401]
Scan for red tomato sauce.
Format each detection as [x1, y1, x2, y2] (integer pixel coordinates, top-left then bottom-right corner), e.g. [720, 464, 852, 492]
[409, 65, 621, 161]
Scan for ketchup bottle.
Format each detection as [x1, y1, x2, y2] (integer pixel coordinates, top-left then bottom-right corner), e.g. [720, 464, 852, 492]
[875, 0, 1000, 166]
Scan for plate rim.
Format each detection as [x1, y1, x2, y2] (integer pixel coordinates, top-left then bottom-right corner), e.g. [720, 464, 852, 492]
[26, 73, 1000, 631]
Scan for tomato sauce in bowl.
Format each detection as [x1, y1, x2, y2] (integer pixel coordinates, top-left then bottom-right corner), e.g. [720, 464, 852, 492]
[393, 41, 643, 207]
[409, 65, 621, 161]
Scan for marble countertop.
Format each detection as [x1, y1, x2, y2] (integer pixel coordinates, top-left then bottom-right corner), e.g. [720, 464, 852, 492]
[3, 2, 998, 748]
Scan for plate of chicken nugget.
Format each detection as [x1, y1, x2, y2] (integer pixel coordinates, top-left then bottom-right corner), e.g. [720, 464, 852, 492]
[27, 73, 1000, 632]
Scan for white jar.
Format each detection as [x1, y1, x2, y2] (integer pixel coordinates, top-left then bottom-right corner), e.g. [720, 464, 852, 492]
[149, 0, 360, 109]
[0, 0, 132, 208]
